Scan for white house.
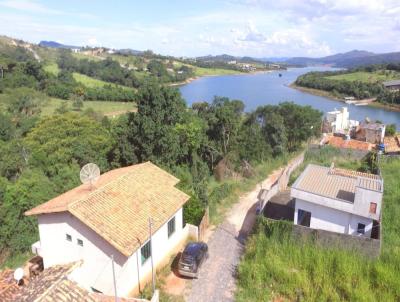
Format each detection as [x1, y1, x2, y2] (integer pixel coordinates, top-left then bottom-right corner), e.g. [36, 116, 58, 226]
[25, 162, 192, 298]
[324, 107, 350, 133]
[291, 164, 383, 238]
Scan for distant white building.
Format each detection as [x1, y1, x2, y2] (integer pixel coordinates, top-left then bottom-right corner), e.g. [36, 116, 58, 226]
[71, 48, 80, 53]
[291, 164, 383, 238]
[324, 107, 350, 133]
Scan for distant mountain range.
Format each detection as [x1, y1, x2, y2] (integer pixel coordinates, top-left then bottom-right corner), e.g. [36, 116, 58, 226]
[282, 50, 400, 67]
[38, 40, 400, 68]
[39, 40, 81, 49]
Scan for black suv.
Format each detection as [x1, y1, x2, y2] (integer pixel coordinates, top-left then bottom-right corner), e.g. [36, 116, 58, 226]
[178, 242, 208, 278]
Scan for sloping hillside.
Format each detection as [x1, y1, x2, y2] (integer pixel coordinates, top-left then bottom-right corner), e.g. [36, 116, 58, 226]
[285, 50, 400, 68]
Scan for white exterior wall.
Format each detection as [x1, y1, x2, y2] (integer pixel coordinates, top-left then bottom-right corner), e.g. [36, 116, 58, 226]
[326, 108, 349, 132]
[37, 208, 185, 297]
[294, 199, 373, 237]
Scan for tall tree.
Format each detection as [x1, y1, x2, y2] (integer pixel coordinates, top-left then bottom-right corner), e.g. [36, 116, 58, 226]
[25, 112, 114, 176]
[131, 81, 187, 165]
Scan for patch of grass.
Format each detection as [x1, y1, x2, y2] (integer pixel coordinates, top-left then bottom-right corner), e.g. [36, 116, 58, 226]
[71, 52, 102, 61]
[44, 63, 60, 75]
[208, 153, 298, 225]
[72, 72, 135, 92]
[40, 98, 136, 116]
[236, 151, 400, 302]
[193, 66, 242, 77]
[326, 70, 400, 83]
[172, 61, 242, 77]
[288, 146, 364, 186]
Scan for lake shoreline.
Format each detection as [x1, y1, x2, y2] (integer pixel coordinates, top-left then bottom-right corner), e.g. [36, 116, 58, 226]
[289, 83, 400, 113]
[180, 66, 400, 127]
[170, 69, 278, 87]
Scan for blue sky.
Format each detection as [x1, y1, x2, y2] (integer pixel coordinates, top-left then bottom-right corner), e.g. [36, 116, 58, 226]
[0, 0, 399, 57]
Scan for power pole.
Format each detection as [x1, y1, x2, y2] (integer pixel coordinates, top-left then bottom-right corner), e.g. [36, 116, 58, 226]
[111, 255, 118, 302]
[149, 217, 156, 294]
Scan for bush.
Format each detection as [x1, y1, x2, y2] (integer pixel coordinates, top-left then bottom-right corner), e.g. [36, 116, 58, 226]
[386, 124, 396, 136]
[183, 195, 205, 226]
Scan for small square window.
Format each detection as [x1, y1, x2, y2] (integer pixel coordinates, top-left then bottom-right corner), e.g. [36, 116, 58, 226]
[369, 202, 377, 214]
[77, 239, 84, 246]
[357, 223, 366, 234]
[66, 234, 72, 242]
[168, 217, 176, 238]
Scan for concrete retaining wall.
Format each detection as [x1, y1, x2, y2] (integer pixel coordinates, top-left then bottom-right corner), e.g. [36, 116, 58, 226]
[292, 223, 381, 258]
[259, 152, 305, 211]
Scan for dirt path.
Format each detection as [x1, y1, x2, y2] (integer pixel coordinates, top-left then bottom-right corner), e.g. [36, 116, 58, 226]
[183, 168, 283, 302]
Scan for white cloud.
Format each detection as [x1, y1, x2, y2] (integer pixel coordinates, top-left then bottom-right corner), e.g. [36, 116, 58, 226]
[0, 1, 399, 57]
[0, 0, 62, 15]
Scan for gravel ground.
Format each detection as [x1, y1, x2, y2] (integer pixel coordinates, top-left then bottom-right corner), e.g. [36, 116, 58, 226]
[185, 169, 283, 302]
[185, 221, 244, 302]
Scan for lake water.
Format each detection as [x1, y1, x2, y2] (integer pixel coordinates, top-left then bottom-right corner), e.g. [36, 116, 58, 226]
[179, 67, 400, 127]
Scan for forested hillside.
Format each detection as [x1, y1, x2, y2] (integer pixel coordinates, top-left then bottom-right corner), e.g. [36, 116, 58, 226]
[295, 64, 400, 105]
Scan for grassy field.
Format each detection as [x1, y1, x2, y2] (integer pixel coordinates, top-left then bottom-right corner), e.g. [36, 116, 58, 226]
[0, 94, 134, 116]
[72, 72, 113, 88]
[172, 61, 242, 77]
[193, 66, 242, 77]
[236, 147, 400, 302]
[326, 70, 400, 83]
[40, 98, 136, 116]
[207, 152, 301, 225]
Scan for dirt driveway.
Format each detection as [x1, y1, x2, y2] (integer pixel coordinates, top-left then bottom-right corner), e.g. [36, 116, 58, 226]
[179, 169, 283, 302]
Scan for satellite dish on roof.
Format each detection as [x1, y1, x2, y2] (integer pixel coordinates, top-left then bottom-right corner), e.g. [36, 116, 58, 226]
[80, 163, 100, 188]
[14, 268, 24, 284]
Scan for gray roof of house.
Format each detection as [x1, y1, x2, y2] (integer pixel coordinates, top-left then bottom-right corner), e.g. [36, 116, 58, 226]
[383, 80, 400, 87]
[292, 164, 383, 203]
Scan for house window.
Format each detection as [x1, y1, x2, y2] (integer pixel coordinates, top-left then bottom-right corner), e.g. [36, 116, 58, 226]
[66, 234, 72, 242]
[369, 202, 377, 214]
[168, 217, 176, 238]
[77, 239, 84, 246]
[141, 241, 151, 265]
[357, 223, 366, 234]
[297, 209, 311, 227]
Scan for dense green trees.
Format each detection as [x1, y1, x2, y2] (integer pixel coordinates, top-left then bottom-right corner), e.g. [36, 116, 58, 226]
[25, 113, 114, 175]
[0, 170, 56, 252]
[0, 78, 322, 262]
[295, 71, 384, 99]
[1, 56, 136, 103]
[296, 64, 400, 105]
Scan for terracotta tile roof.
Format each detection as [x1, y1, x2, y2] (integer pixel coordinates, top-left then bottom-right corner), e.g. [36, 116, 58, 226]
[384, 135, 400, 153]
[0, 269, 21, 301]
[1, 262, 147, 302]
[292, 164, 383, 203]
[8, 262, 91, 302]
[327, 136, 373, 151]
[26, 162, 190, 257]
